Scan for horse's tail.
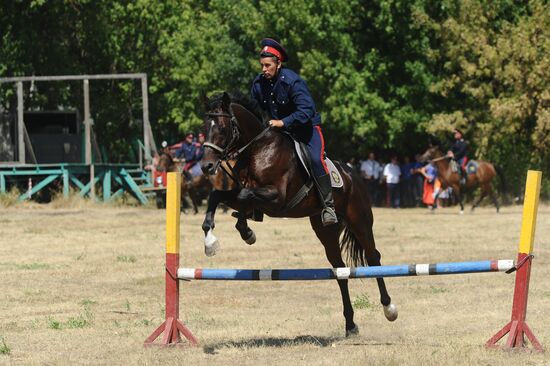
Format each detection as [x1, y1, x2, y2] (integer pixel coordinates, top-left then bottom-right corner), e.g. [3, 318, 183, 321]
[340, 226, 368, 266]
[494, 165, 509, 204]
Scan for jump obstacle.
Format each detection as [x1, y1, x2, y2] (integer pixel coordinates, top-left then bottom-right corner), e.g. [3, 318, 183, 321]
[144, 170, 543, 352]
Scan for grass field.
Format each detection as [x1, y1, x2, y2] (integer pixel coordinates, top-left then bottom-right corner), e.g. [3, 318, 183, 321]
[0, 199, 549, 365]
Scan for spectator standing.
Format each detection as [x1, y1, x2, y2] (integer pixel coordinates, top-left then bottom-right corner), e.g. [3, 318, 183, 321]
[360, 152, 381, 206]
[418, 162, 437, 209]
[399, 155, 416, 207]
[411, 154, 424, 207]
[383, 156, 401, 208]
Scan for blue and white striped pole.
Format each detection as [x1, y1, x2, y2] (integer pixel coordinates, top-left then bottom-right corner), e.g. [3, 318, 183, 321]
[178, 259, 514, 281]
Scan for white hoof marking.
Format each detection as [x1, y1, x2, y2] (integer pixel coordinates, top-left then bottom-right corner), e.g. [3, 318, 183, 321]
[204, 229, 219, 257]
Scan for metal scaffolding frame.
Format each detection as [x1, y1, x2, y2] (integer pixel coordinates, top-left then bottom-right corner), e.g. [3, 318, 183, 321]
[0, 73, 157, 166]
[0, 73, 157, 202]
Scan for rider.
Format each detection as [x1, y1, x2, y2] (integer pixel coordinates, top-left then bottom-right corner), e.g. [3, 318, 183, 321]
[447, 128, 468, 185]
[194, 133, 205, 161]
[175, 133, 197, 180]
[251, 38, 337, 226]
[190, 133, 205, 176]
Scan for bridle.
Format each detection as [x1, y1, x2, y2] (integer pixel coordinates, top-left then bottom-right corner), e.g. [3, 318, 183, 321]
[202, 107, 271, 183]
[203, 111, 241, 161]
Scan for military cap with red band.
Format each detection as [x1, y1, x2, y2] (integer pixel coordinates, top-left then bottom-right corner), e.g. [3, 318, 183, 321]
[260, 38, 288, 62]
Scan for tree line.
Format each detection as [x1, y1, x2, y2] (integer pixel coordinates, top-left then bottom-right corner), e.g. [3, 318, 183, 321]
[1, 0, 548, 197]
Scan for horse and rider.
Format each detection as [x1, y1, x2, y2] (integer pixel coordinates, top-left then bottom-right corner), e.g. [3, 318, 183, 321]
[198, 38, 398, 337]
[174, 132, 205, 180]
[420, 129, 505, 213]
[155, 133, 216, 213]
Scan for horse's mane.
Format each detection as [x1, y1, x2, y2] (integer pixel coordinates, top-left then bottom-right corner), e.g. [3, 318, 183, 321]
[208, 91, 269, 124]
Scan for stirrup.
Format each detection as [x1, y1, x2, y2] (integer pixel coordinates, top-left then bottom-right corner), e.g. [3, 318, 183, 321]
[321, 207, 338, 226]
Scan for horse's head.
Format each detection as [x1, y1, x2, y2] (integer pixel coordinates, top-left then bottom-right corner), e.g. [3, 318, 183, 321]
[156, 151, 175, 172]
[419, 144, 444, 163]
[201, 92, 240, 175]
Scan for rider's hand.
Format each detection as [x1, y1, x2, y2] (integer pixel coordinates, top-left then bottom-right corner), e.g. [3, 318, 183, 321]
[268, 119, 284, 128]
[447, 151, 454, 158]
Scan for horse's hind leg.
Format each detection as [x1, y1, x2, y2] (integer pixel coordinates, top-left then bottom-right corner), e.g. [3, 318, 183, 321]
[189, 188, 200, 214]
[471, 187, 488, 212]
[486, 185, 500, 213]
[345, 195, 397, 322]
[310, 216, 357, 337]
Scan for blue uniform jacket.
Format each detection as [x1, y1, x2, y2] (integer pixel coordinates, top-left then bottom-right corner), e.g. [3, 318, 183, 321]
[451, 139, 468, 161]
[251, 68, 321, 129]
[194, 143, 204, 161]
[175, 142, 196, 162]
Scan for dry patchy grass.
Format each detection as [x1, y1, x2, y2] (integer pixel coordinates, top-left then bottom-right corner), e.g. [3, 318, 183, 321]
[0, 203, 549, 365]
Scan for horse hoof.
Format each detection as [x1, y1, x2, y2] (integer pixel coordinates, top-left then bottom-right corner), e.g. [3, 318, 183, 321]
[244, 231, 256, 245]
[204, 230, 219, 257]
[383, 303, 398, 322]
[345, 324, 359, 337]
[459, 210, 464, 215]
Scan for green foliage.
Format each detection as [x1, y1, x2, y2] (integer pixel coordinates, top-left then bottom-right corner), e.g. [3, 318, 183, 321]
[352, 293, 373, 310]
[116, 255, 136, 263]
[423, 0, 549, 196]
[47, 317, 61, 330]
[0, 336, 10, 355]
[0, 0, 547, 196]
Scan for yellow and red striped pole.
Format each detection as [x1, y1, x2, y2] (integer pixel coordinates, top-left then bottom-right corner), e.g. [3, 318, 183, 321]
[144, 172, 198, 347]
[486, 170, 543, 352]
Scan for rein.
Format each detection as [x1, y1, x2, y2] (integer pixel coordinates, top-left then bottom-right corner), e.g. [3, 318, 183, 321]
[430, 155, 451, 163]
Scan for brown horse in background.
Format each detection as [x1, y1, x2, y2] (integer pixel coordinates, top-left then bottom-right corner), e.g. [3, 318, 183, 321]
[156, 152, 224, 214]
[420, 145, 504, 213]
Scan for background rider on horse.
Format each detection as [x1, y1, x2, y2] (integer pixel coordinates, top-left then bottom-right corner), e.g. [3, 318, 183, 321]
[176, 133, 201, 179]
[447, 128, 468, 185]
[251, 38, 337, 226]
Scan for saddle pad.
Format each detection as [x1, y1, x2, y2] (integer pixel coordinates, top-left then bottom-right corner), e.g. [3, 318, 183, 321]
[293, 140, 344, 188]
[466, 161, 479, 174]
[326, 158, 344, 188]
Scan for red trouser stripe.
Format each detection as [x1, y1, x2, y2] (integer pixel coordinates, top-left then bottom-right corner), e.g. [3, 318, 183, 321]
[315, 126, 328, 173]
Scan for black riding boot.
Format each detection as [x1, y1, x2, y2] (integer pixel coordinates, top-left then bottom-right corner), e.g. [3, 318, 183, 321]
[458, 166, 466, 186]
[316, 174, 338, 226]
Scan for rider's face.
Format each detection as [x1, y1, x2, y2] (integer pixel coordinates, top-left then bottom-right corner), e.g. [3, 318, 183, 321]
[260, 57, 280, 79]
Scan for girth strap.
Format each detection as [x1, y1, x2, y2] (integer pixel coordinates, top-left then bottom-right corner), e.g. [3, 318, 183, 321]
[279, 180, 314, 214]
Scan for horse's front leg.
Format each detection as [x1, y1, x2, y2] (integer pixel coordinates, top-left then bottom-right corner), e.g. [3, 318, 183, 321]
[233, 186, 280, 245]
[202, 189, 238, 256]
[235, 212, 256, 245]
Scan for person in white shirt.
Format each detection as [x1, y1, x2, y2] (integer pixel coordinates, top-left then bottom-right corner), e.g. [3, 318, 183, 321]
[383, 156, 401, 208]
[360, 152, 381, 206]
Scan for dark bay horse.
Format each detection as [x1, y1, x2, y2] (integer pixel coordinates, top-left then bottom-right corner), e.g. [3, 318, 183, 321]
[199, 92, 397, 337]
[420, 145, 503, 213]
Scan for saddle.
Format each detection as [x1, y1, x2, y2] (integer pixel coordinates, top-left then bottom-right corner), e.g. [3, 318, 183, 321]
[265, 132, 344, 214]
[290, 136, 344, 188]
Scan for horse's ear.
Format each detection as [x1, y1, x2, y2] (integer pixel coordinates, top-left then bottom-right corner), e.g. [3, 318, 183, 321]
[222, 92, 231, 110]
